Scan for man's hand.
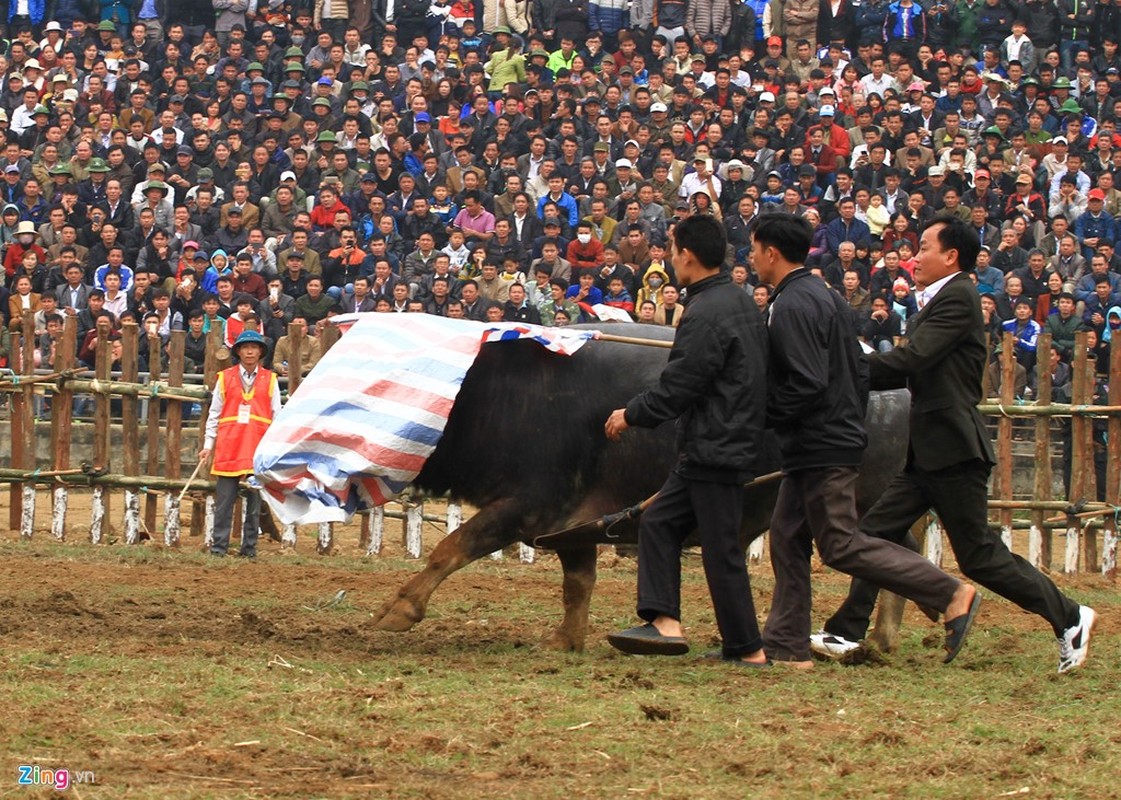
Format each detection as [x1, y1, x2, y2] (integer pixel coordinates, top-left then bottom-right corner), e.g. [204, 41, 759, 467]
[605, 408, 629, 441]
[198, 447, 211, 464]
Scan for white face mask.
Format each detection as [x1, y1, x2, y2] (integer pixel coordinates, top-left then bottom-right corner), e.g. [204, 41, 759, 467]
[577, 233, 592, 244]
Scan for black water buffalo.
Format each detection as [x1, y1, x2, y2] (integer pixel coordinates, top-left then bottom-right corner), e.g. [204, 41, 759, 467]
[371, 325, 911, 651]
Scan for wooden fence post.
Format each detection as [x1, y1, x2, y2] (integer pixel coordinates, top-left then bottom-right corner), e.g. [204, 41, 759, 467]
[201, 326, 223, 551]
[1067, 333, 1090, 574]
[50, 317, 77, 541]
[144, 332, 162, 538]
[996, 332, 1016, 550]
[405, 499, 422, 558]
[18, 311, 36, 539]
[8, 332, 24, 533]
[89, 328, 111, 543]
[1103, 341, 1121, 578]
[120, 323, 142, 544]
[164, 332, 186, 547]
[1081, 353, 1099, 571]
[1030, 333, 1053, 569]
[446, 503, 462, 533]
[366, 506, 384, 555]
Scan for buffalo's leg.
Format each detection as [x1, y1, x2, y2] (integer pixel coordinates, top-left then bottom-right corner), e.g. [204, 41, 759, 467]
[544, 544, 598, 652]
[372, 497, 526, 631]
[867, 517, 931, 652]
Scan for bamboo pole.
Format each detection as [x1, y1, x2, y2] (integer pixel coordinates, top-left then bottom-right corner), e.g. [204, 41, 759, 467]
[144, 332, 162, 537]
[18, 311, 36, 540]
[50, 317, 76, 541]
[120, 323, 142, 544]
[90, 328, 111, 544]
[0, 468, 220, 491]
[57, 377, 208, 402]
[164, 332, 186, 547]
[1031, 333, 1053, 569]
[0, 367, 81, 388]
[976, 403, 1121, 416]
[996, 332, 1015, 550]
[1104, 342, 1121, 578]
[593, 332, 674, 348]
[986, 500, 1115, 511]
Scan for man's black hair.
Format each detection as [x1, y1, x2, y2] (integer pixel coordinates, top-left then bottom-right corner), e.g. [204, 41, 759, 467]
[673, 214, 727, 270]
[923, 213, 981, 272]
[748, 214, 812, 265]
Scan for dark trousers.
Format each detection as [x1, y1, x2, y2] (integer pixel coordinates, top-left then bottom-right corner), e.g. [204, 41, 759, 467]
[211, 475, 261, 556]
[764, 466, 960, 660]
[637, 470, 763, 657]
[825, 459, 1081, 641]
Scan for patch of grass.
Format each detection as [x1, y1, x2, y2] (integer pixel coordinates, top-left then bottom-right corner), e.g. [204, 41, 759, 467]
[0, 538, 1116, 799]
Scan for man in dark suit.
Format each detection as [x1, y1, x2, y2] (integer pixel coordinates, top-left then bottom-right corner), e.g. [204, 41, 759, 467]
[811, 215, 1097, 674]
[754, 214, 979, 668]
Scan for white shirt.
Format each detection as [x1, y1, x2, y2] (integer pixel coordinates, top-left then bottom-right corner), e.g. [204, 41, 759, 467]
[919, 272, 958, 308]
[860, 73, 895, 97]
[678, 171, 722, 200]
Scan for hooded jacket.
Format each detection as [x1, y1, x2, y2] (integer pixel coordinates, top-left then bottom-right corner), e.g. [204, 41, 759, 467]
[635, 264, 669, 309]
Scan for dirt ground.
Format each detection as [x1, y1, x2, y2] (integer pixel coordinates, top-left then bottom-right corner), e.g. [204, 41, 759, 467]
[1, 489, 1119, 799]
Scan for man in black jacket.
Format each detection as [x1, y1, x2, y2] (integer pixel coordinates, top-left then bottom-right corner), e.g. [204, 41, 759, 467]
[813, 215, 1096, 674]
[753, 214, 979, 667]
[604, 215, 769, 666]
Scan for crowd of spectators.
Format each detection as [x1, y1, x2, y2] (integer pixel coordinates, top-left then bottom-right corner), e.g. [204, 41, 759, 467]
[0, 0, 1118, 392]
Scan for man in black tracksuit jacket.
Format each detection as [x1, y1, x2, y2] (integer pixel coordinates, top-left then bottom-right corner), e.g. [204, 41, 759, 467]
[752, 214, 978, 665]
[604, 214, 770, 666]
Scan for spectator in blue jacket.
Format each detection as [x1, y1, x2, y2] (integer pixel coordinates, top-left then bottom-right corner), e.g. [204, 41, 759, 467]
[536, 174, 580, 228]
[589, 0, 629, 39]
[1074, 253, 1121, 303]
[825, 198, 872, 258]
[1073, 190, 1116, 260]
[1003, 298, 1042, 372]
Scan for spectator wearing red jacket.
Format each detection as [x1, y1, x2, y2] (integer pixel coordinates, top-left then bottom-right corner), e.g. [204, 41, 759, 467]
[566, 221, 605, 274]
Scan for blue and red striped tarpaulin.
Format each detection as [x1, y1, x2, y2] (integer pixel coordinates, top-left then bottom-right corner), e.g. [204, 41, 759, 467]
[253, 313, 596, 524]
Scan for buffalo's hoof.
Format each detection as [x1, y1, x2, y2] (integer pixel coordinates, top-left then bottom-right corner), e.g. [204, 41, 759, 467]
[866, 627, 900, 654]
[372, 597, 424, 632]
[542, 629, 585, 653]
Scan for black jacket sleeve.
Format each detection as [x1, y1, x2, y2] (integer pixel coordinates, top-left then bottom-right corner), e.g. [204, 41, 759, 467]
[625, 313, 723, 427]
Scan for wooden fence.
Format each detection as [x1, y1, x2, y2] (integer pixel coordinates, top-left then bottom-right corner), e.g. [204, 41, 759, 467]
[1, 314, 1117, 575]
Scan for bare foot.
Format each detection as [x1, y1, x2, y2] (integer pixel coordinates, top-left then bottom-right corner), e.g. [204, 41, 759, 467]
[739, 648, 770, 666]
[651, 615, 684, 639]
[944, 583, 977, 623]
[770, 658, 814, 670]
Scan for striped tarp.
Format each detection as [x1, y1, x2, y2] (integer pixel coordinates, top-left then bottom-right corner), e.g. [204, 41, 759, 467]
[253, 313, 596, 524]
